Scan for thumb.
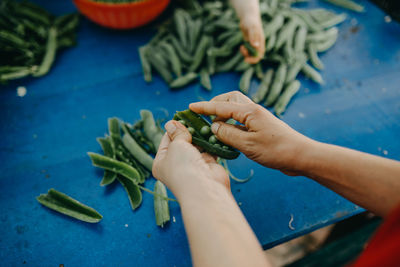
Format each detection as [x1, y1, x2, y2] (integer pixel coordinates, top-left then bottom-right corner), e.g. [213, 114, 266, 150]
[165, 120, 192, 143]
[211, 122, 248, 151]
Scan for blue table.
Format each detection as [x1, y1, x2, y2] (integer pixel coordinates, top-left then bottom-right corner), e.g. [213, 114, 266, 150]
[1, 1, 399, 266]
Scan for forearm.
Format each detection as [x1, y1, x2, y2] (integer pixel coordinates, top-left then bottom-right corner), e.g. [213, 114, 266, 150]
[301, 141, 400, 217]
[177, 180, 270, 267]
[230, 0, 260, 21]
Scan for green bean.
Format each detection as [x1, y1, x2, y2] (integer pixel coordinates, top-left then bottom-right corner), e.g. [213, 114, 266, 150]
[200, 68, 212, 91]
[159, 41, 182, 77]
[216, 52, 243, 72]
[0, 30, 28, 47]
[301, 63, 324, 84]
[117, 176, 142, 211]
[239, 67, 254, 94]
[255, 63, 264, 80]
[147, 48, 173, 84]
[265, 63, 288, 106]
[33, 27, 57, 77]
[0, 67, 32, 81]
[15, 5, 52, 26]
[88, 152, 142, 184]
[263, 14, 285, 37]
[122, 134, 153, 172]
[139, 46, 152, 82]
[174, 9, 188, 49]
[189, 36, 211, 72]
[140, 110, 163, 150]
[307, 43, 324, 70]
[154, 181, 170, 227]
[37, 189, 102, 223]
[252, 69, 274, 103]
[168, 36, 192, 63]
[56, 14, 79, 37]
[274, 80, 301, 116]
[97, 137, 117, 186]
[170, 72, 198, 89]
[322, 0, 365, 13]
[294, 26, 307, 53]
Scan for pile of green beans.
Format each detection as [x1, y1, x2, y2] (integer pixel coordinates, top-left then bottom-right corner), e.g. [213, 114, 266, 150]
[88, 111, 172, 227]
[0, 0, 79, 83]
[140, 0, 347, 115]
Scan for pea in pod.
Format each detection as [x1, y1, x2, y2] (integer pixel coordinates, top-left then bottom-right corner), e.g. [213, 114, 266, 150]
[37, 189, 103, 223]
[173, 109, 240, 160]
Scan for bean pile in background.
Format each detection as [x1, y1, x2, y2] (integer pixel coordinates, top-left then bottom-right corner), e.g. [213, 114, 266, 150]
[139, 0, 348, 115]
[0, 0, 79, 83]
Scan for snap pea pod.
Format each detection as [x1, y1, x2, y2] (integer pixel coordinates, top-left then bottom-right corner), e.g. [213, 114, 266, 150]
[244, 42, 258, 57]
[37, 189, 102, 223]
[33, 27, 57, 77]
[252, 69, 274, 104]
[292, 9, 322, 32]
[117, 176, 142, 211]
[122, 133, 153, 172]
[200, 68, 212, 91]
[235, 60, 251, 72]
[307, 43, 324, 70]
[285, 55, 306, 83]
[174, 9, 188, 49]
[189, 36, 211, 72]
[15, 3, 52, 26]
[139, 46, 152, 82]
[140, 110, 163, 150]
[189, 19, 202, 53]
[216, 52, 243, 72]
[265, 63, 288, 106]
[170, 72, 198, 89]
[147, 48, 173, 84]
[301, 63, 324, 84]
[159, 41, 182, 77]
[263, 14, 285, 37]
[319, 13, 347, 28]
[315, 33, 338, 52]
[154, 181, 170, 227]
[265, 33, 277, 52]
[274, 79, 301, 116]
[255, 63, 263, 79]
[168, 35, 193, 63]
[294, 26, 307, 53]
[174, 110, 240, 159]
[56, 14, 79, 37]
[207, 46, 231, 58]
[88, 153, 142, 184]
[239, 67, 254, 94]
[216, 29, 235, 44]
[96, 137, 117, 186]
[0, 30, 28, 47]
[322, 0, 365, 13]
[274, 19, 298, 51]
[306, 27, 338, 43]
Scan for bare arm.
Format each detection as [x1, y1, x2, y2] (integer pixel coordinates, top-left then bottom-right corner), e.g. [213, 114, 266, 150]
[153, 121, 271, 267]
[190, 91, 400, 217]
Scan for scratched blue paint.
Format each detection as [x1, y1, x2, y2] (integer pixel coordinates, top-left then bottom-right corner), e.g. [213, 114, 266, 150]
[1, 0, 399, 266]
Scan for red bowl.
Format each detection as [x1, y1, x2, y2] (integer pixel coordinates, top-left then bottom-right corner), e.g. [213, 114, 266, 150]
[73, 0, 170, 29]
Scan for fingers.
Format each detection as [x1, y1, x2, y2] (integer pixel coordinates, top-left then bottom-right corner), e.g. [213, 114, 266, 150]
[152, 133, 170, 179]
[164, 120, 192, 143]
[210, 90, 253, 104]
[210, 121, 250, 151]
[189, 101, 255, 125]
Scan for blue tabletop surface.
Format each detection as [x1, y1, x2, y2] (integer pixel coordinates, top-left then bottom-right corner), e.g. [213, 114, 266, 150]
[1, 0, 400, 266]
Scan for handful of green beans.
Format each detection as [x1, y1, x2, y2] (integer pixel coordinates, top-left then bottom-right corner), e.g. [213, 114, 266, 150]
[139, 0, 347, 115]
[0, 0, 79, 83]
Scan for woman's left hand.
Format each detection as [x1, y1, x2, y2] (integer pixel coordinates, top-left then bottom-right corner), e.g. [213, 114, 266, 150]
[152, 120, 229, 201]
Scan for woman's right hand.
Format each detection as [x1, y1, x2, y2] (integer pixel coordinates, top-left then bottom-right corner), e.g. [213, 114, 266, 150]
[189, 91, 313, 175]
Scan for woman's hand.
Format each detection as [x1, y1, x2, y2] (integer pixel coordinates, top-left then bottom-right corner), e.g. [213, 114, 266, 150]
[152, 120, 229, 201]
[240, 15, 265, 64]
[190, 91, 312, 176]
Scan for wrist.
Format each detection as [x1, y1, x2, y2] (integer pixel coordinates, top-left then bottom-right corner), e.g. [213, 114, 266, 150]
[292, 138, 324, 178]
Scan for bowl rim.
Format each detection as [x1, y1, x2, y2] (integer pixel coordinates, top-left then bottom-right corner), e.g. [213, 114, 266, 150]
[74, 0, 166, 8]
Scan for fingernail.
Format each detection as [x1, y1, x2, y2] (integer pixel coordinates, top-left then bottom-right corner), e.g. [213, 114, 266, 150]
[165, 122, 176, 134]
[253, 41, 260, 47]
[211, 123, 220, 134]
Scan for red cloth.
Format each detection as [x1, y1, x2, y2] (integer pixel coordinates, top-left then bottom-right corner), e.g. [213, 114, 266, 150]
[352, 204, 400, 267]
